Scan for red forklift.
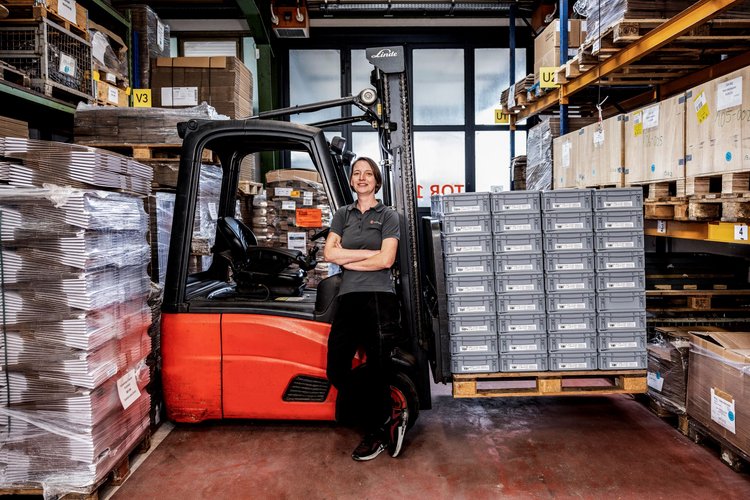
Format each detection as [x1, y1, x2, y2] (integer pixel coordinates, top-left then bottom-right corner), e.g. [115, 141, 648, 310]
[161, 47, 452, 425]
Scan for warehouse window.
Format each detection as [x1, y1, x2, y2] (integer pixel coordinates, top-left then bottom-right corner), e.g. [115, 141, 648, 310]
[182, 40, 239, 57]
[475, 48, 527, 126]
[475, 131, 527, 192]
[289, 49, 341, 125]
[414, 131, 466, 203]
[413, 49, 465, 126]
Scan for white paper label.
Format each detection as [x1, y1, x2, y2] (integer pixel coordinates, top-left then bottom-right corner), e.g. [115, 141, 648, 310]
[557, 263, 584, 270]
[559, 342, 588, 350]
[510, 344, 538, 352]
[557, 283, 585, 290]
[460, 345, 489, 353]
[734, 224, 748, 241]
[606, 241, 635, 248]
[282, 200, 297, 210]
[511, 363, 538, 371]
[711, 388, 736, 433]
[607, 282, 635, 289]
[556, 222, 583, 230]
[506, 264, 533, 271]
[455, 225, 482, 233]
[503, 203, 531, 211]
[593, 38, 601, 54]
[593, 128, 605, 146]
[462, 364, 490, 372]
[457, 286, 485, 293]
[562, 141, 572, 168]
[609, 341, 638, 349]
[161, 87, 198, 106]
[504, 244, 532, 252]
[456, 266, 484, 273]
[303, 196, 313, 206]
[508, 83, 516, 108]
[607, 262, 635, 269]
[556, 243, 584, 250]
[157, 21, 166, 51]
[605, 201, 634, 208]
[287, 232, 306, 251]
[275, 187, 293, 197]
[510, 324, 537, 332]
[694, 91, 708, 115]
[509, 304, 537, 311]
[117, 370, 141, 410]
[58, 0, 77, 25]
[507, 284, 535, 292]
[105, 72, 117, 84]
[560, 362, 587, 369]
[59, 53, 76, 77]
[452, 205, 481, 213]
[717, 76, 743, 111]
[504, 224, 532, 231]
[553, 202, 582, 209]
[106, 363, 118, 378]
[107, 87, 119, 104]
[455, 245, 482, 253]
[458, 306, 486, 313]
[647, 371, 665, 392]
[611, 361, 639, 368]
[560, 323, 587, 330]
[608, 322, 637, 329]
[459, 325, 488, 332]
[558, 303, 586, 310]
[605, 222, 635, 228]
[643, 105, 660, 129]
[207, 202, 218, 220]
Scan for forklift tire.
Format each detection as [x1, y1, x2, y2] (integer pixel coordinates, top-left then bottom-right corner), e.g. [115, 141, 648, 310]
[390, 371, 419, 431]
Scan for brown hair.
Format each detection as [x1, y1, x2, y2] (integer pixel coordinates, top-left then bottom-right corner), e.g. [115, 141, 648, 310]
[350, 157, 383, 192]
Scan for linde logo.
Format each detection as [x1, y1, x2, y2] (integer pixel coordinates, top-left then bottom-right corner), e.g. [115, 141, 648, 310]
[371, 48, 398, 59]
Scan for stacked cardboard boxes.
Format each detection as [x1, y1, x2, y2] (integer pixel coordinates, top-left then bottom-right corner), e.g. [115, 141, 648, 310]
[533, 19, 585, 83]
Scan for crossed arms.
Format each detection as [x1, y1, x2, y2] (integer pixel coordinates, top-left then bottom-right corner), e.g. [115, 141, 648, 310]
[323, 232, 398, 271]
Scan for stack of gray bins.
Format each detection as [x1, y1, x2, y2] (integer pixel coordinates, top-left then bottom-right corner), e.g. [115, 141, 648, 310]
[436, 193, 499, 374]
[593, 188, 648, 370]
[542, 189, 598, 371]
[491, 191, 548, 372]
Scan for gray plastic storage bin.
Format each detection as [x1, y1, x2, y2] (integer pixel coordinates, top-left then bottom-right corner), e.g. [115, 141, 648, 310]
[598, 350, 647, 370]
[547, 292, 596, 312]
[548, 312, 597, 333]
[596, 270, 646, 291]
[442, 233, 493, 255]
[500, 352, 548, 372]
[498, 313, 547, 334]
[595, 250, 646, 271]
[450, 333, 499, 355]
[491, 191, 541, 214]
[598, 331, 647, 352]
[596, 291, 646, 311]
[542, 212, 594, 232]
[492, 212, 542, 234]
[593, 188, 643, 211]
[495, 253, 545, 274]
[597, 310, 647, 332]
[447, 295, 496, 316]
[497, 293, 546, 314]
[543, 231, 595, 252]
[541, 189, 593, 212]
[446, 274, 495, 296]
[449, 314, 498, 335]
[594, 210, 643, 231]
[444, 254, 494, 276]
[495, 273, 545, 293]
[441, 192, 491, 215]
[442, 213, 492, 235]
[430, 194, 443, 217]
[549, 351, 598, 371]
[494, 232, 544, 254]
[452, 353, 500, 374]
[499, 332, 547, 353]
[545, 272, 596, 293]
[548, 331, 598, 352]
[594, 230, 645, 251]
[545, 252, 595, 272]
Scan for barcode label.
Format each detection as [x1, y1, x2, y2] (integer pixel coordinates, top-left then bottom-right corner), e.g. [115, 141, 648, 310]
[454, 245, 483, 253]
[556, 243, 583, 250]
[559, 323, 587, 330]
[504, 224, 532, 231]
[457, 306, 486, 313]
[507, 284, 535, 291]
[504, 244, 533, 252]
[456, 266, 484, 273]
[509, 304, 537, 311]
[609, 341, 638, 349]
[557, 263, 584, 270]
[462, 364, 490, 372]
[503, 203, 531, 211]
[454, 225, 482, 233]
[560, 362, 587, 369]
[506, 264, 533, 271]
[456, 286, 485, 293]
[556, 222, 584, 229]
[606, 241, 636, 248]
[607, 282, 635, 289]
[605, 222, 635, 228]
[459, 325, 488, 332]
[509, 324, 537, 332]
[559, 342, 588, 350]
[510, 363, 538, 371]
[553, 202, 582, 209]
[604, 201, 634, 208]
[510, 344, 538, 351]
[606, 262, 635, 269]
[460, 345, 489, 353]
[608, 322, 637, 329]
[611, 361, 639, 368]
[452, 205, 481, 212]
[558, 303, 586, 310]
[557, 283, 585, 290]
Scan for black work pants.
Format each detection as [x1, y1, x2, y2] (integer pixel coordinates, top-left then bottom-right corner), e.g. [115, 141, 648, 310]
[326, 291, 402, 432]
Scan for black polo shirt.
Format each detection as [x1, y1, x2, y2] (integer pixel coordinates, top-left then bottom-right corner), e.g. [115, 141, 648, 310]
[330, 201, 400, 296]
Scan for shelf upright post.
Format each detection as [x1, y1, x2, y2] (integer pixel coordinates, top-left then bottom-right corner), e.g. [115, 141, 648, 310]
[559, 0, 569, 135]
[509, 3, 516, 188]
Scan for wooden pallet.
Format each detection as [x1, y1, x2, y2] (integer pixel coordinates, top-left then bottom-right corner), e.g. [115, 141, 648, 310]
[683, 171, 750, 197]
[0, 430, 151, 498]
[83, 143, 215, 163]
[647, 397, 690, 436]
[647, 289, 750, 313]
[4, 1, 89, 40]
[0, 61, 31, 88]
[453, 370, 647, 398]
[687, 417, 750, 472]
[684, 193, 750, 222]
[238, 180, 263, 195]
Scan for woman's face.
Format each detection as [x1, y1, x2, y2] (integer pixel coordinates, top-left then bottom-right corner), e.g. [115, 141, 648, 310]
[351, 161, 377, 196]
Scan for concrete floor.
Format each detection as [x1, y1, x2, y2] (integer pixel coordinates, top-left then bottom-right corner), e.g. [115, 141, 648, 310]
[112, 383, 750, 499]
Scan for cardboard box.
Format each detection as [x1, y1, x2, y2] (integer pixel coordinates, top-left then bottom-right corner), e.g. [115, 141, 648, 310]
[534, 19, 582, 83]
[687, 331, 750, 455]
[265, 169, 321, 184]
[625, 93, 686, 190]
[94, 80, 129, 107]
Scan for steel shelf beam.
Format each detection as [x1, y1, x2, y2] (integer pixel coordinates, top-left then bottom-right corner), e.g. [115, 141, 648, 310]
[0, 82, 75, 114]
[645, 220, 750, 245]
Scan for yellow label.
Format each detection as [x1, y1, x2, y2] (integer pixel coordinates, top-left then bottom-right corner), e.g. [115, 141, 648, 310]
[126, 87, 131, 96]
[694, 91, 709, 124]
[291, 190, 301, 197]
[494, 109, 510, 124]
[634, 123, 643, 136]
[92, 71, 100, 81]
[133, 89, 152, 108]
[540, 67, 559, 89]
[632, 111, 643, 137]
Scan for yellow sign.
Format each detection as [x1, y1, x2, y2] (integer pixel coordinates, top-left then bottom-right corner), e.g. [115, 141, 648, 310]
[540, 67, 559, 89]
[632, 111, 643, 137]
[694, 91, 709, 124]
[494, 109, 510, 124]
[133, 89, 152, 108]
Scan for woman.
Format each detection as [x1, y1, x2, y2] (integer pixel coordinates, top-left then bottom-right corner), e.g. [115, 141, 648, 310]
[324, 156, 408, 461]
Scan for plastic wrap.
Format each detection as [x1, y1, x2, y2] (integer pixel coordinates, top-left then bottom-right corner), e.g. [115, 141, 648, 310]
[74, 102, 228, 145]
[89, 30, 129, 86]
[154, 192, 175, 286]
[511, 155, 527, 190]
[526, 120, 553, 190]
[191, 165, 222, 271]
[647, 334, 691, 414]
[251, 189, 272, 244]
[126, 4, 171, 89]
